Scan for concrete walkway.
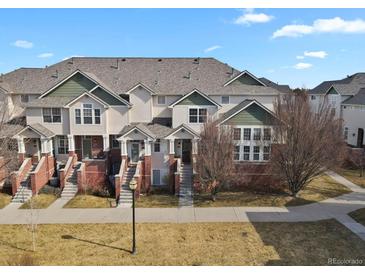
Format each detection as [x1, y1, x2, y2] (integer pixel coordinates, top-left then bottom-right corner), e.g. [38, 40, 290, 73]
[1, 171, 365, 239]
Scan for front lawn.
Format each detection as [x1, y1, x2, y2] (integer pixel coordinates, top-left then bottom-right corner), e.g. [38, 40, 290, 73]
[0, 220, 364, 265]
[336, 168, 365, 188]
[349, 208, 365, 226]
[0, 193, 12, 209]
[20, 194, 58, 209]
[194, 175, 351, 207]
[137, 188, 179, 208]
[63, 194, 115, 208]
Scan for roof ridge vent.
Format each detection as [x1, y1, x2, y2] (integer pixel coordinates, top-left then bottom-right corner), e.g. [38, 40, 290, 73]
[68, 58, 74, 65]
[51, 70, 58, 78]
[183, 71, 191, 79]
[227, 67, 234, 77]
[157, 58, 162, 62]
[193, 57, 200, 64]
[111, 59, 119, 69]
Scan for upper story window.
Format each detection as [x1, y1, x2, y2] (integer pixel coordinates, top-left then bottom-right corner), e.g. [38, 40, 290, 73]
[253, 128, 261, 141]
[189, 108, 207, 124]
[75, 104, 101, 125]
[43, 108, 61, 123]
[21, 95, 29, 103]
[311, 95, 316, 100]
[221, 96, 230, 104]
[157, 96, 166, 105]
[233, 128, 241, 141]
[154, 139, 161, 152]
[243, 128, 251, 140]
[263, 128, 271, 141]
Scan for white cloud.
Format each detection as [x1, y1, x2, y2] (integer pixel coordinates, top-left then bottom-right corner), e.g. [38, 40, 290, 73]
[204, 45, 222, 53]
[13, 40, 33, 49]
[304, 50, 328, 59]
[37, 52, 54, 58]
[294, 63, 313, 70]
[234, 9, 274, 25]
[296, 55, 305, 59]
[273, 17, 365, 38]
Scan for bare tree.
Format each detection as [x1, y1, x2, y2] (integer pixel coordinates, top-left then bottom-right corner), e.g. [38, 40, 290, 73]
[347, 148, 365, 177]
[196, 118, 235, 201]
[271, 93, 346, 197]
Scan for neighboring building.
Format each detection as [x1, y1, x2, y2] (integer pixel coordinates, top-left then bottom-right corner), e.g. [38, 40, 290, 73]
[308, 73, 365, 147]
[0, 57, 288, 203]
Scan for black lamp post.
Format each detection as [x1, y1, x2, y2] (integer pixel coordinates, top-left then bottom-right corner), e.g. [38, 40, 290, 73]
[129, 179, 137, 255]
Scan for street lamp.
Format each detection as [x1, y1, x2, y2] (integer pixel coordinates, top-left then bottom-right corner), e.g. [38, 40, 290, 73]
[129, 178, 137, 255]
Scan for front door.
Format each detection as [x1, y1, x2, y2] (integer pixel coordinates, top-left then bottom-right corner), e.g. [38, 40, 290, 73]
[357, 128, 364, 148]
[182, 139, 192, 163]
[82, 138, 92, 159]
[131, 143, 140, 162]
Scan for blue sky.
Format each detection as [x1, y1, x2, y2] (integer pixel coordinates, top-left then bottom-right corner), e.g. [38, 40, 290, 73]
[0, 8, 365, 88]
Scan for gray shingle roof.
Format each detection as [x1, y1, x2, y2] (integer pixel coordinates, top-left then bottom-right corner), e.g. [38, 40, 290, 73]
[29, 123, 55, 138]
[119, 123, 172, 139]
[342, 88, 365, 105]
[0, 124, 25, 138]
[25, 96, 76, 108]
[310, 73, 365, 95]
[259, 77, 292, 93]
[0, 57, 287, 96]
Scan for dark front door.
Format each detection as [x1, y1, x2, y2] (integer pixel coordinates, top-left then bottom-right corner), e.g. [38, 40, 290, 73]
[357, 128, 364, 148]
[182, 139, 192, 163]
[131, 143, 140, 162]
[82, 138, 92, 159]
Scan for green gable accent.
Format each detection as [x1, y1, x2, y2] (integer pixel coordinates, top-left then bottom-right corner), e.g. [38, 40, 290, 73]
[177, 92, 215, 106]
[47, 73, 96, 97]
[224, 104, 274, 126]
[92, 87, 125, 106]
[327, 87, 339, 95]
[237, 74, 264, 86]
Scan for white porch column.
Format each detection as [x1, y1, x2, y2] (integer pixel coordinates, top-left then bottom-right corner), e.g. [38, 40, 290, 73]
[144, 139, 151, 156]
[102, 134, 110, 152]
[192, 139, 198, 155]
[169, 139, 175, 155]
[40, 137, 49, 154]
[17, 136, 25, 154]
[120, 139, 127, 157]
[67, 134, 75, 152]
[48, 138, 54, 156]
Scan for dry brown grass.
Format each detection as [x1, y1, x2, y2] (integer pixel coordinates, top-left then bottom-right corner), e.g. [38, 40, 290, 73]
[194, 175, 351, 207]
[137, 188, 179, 208]
[336, 168, 365, 188]
[20, 194, 58, 209]
[0, 193, 12, 209]
[63, 195, 115, 208]
[349, 208, 365, 226]
[0, 220, 364, 265]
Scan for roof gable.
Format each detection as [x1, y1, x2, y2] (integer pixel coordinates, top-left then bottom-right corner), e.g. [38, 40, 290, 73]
[165, 124, 200, 139]
[224, 70, 267, 87]
[326, 86, 339, 95]
[91, 86, 128, 106]
[218, 100, 276, 126]
[169, 89, 220, 108]
[65, 92, 109, 108]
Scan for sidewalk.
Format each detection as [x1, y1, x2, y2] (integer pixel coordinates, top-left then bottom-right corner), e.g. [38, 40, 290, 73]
[1, 171, 365, 240]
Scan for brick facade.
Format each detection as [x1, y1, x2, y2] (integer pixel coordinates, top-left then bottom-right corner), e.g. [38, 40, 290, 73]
[80, 159, 108, 193]
[143, 155, 151, 194]
[11, 158, 32, 196]
[30, 154, 55, 195]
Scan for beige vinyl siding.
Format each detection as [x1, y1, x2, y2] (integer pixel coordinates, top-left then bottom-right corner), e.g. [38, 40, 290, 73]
[176, 92, 215, 106]
[224, 104, 274, 125]
[47, 74, 96, 97]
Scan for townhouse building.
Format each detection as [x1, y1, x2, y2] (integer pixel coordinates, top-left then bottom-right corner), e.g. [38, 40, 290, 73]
[308, 73, 365, 147]
[0, 57, 289, 204]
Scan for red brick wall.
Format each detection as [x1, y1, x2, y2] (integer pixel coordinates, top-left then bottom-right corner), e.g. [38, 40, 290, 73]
[81, 159, 107, 192]
[30, 154, 55, 195]
[143, 156, 151, 194]
[11, 158, 32, 196]
[174, 172, 180, 195]
[0, 157, 7, 183]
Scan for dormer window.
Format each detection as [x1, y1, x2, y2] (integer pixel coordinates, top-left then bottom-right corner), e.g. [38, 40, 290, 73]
[157, 96, 166, 105]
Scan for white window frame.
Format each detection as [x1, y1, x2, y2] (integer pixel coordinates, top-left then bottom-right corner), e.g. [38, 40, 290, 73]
[75, 103, 102, 125]
[188, 106, 208, 124]
[57, 135, 69, 155]
[221, 96, 230, 104]
[42, 108, 62, 124]
[153, 139, 161, 153]
[157, 96, 166, 105]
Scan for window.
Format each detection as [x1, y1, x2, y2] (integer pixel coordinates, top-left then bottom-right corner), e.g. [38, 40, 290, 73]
[75, 109, 81, 124]
[57, 136, 69, 155]
[253, 128, 261, 141]
[243, 146, 250, 161]
[83, 104, 92, 124]
[111, 135, 120, 148]
[344, 127, 349, 140]
[243, 128, 251, 140]
[157, 96, 166, 105]
[233, 146, 240, 161]
[253, 146, 260, 161]
[154, 139, 161, 152]
[189, 108, 207, 124]
[311, 95, 316, 100]
[233, 128, 241, 141]
[21, 95, 29, 103]
[94, 109, 101, 124]
[43, 108, 61, 123]
[263, 146, 270, 161]
[263, 128, 271, 141]
[153, 170, 161, 185]
[221, 96, 230, 104]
